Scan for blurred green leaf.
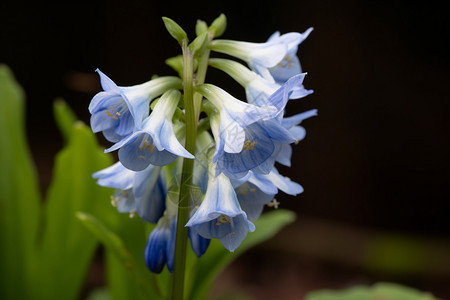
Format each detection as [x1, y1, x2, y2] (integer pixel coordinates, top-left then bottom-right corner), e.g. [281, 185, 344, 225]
[35, 119, 114, 299]
[86, 288, 112, 300]
[188, 209, 296, 300]
[0, 65, 42, 299]
[53, 98, 77, 142]
[304, 282, 439, 300]
[77, 212, 162, 300]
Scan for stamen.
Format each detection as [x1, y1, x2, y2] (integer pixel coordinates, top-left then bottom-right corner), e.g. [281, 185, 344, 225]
[243, 140, 258, 150]
[138, 155, 145, 159]
[129, 211, 136, 218]
[249, 188, 256, 193]
[141, 140, 149, 151]
[216, 214, 231, 226]
[147, 143, 155, 154]
[267, 199, 280, 209]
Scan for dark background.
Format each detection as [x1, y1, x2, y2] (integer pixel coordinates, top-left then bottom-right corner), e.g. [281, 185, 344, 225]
[1, 0, 449, 298]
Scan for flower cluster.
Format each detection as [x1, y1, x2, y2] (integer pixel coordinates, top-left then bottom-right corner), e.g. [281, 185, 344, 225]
[90, 16, 316, 274]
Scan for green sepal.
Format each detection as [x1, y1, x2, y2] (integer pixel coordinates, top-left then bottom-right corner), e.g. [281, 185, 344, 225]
[209, 14, 227, 37]
[165, 55, 184, 78]
[162, 17, 188, 46]
[195, 19, 208, 36]
[188, 32, 208, 58]
[165, 55, 199, 79]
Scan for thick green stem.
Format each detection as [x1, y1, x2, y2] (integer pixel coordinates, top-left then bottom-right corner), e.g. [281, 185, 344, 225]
[171, 41, 196, 300]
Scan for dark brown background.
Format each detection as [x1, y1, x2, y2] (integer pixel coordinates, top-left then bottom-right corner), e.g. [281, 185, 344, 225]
[1, 0, 449, 298]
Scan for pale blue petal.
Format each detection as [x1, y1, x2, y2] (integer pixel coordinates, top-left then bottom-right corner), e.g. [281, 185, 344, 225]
[235, 182, 275, 220]
[247, 172, 278, 195]
[93, 161, 135, 190]
[159, 119, 194, 159]
[96, 69, 120, 92]
[267, 168, 304, 195]
[275, 144, 292, 167]
[289, 126, 307, 141]
[281, 109, 318, 129]
[266, 73, 306, 113]
[188, 228, 211, 257]
[114, 189, 136, 213]
[133, 165, 166, 223]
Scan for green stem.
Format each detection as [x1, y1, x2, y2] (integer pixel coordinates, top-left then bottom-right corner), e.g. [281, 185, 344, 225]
[171, 32, 213, 300]
[171, 41, 196, 300]
[193, 31, 214, 122]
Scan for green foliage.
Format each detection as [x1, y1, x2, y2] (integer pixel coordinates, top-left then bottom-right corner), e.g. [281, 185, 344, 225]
[0, 65, 114, 299]
[305, 282, 440, 300]
[187, 209, 296, 300]
[0, 64, 42, 299]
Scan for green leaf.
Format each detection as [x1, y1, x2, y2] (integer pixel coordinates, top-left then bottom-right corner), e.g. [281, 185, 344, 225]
[187, 209, 296, 300]
[304, 282, 440, 300]
[162, 17, 188, 46]
[209, 14, 227, 38]
[35, 121, 114, 300]
[0, 65, 41, 299]
[195, 19, 208, 36]
[53, 98, 77, 142]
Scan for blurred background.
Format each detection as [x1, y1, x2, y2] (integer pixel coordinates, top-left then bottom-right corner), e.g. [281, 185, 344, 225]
[1, 0, 449, 298]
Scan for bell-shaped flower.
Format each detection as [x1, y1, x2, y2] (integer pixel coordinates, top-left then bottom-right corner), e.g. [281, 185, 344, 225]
[196, 84, 279, 161]
[92, 161, 166, 223]
[144, 214, 210, 274]
[212, 113, 296, 179]
[276, 109, 318, 166]
[210, 32, 300, 75]
[186, 162, 255, 252]
[89, 69, 182, 142]
[253, 28, 313, 85]
[105, 89, 194, 171]
[209, 58, 311, 107]
[145, 216, 172, 274]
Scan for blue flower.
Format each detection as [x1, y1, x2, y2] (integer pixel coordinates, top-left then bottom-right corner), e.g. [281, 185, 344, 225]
[210, 30, 312, 83]
[89, 69, 182, 142]
[208, 58, 311, 107]
[252, 28, 313, 86]
[186, 164, 255, 252]
[214, 116, 296, 179]
[145, 217, 171, 274]
[145, 215, 210, 273]
[196, 84, 278, 162]
[105, 89, 194, 171]
[92, 161, 166, 223]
